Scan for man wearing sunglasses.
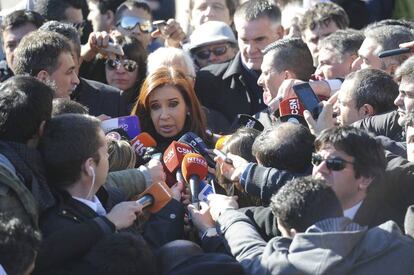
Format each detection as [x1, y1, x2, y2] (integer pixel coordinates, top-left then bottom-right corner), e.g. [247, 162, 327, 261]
[35, 0, 86, 37]
[195, 1, 284, 124]
[187, 21, 237, 69]
[114, 0, 185, 51]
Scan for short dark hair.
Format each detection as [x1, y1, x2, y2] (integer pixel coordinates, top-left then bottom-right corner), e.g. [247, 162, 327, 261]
[0, 76, 53, 143]
[52, 98, 89, 116]
[365, 19, 414, 30]
[114, 36, 147, 85]
[190, 0, 236, 20]
[39, 114, 102, 189]
[319, 29, 365, 61]
[13, 30, 72, 76]
[300, 2, 349, 32]
[35, 0, 83, 21]
[0, 214, 41, 275]
[84, 232, 157, 275]
[364, 25, 414, 67]
[252, 123, 314, 173]
[1, 9, 44, 31]
[234, 0, 281, 25]
[222, 127, 260, 163]
[315, 126, 386, 179]
[262, 37, 314, 81]
[395, 54, 414, 83]
[345, 68, 398, 114]
[91, 0, 126, 14]
[39, 21, 81, 58]
[271, 177, 342, 232]
[115, 0, 151, 23]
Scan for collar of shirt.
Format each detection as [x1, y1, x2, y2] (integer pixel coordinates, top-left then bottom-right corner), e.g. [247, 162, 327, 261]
[72, 195, 107, 216]
[343, 200, 363, 220]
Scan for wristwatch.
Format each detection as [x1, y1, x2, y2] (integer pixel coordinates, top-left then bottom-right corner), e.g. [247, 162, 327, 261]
[201, 227, 218, 239]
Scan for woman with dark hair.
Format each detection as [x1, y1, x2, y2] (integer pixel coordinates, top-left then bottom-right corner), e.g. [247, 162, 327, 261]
[105, 36, 147, 112]
[131, 67, 209, 151]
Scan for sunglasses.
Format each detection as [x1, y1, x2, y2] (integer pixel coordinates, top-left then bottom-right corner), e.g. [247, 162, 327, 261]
[193, 45, 229, 60]
[106, 59, 138, 72]
[116, 16, 153, 33]
[311, 153, 354, 171]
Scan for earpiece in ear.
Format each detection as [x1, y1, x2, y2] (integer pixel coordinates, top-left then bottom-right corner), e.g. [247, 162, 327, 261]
[89, 166, 94, 176]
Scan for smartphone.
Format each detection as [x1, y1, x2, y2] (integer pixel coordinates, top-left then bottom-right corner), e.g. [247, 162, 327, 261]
[293, 83, 322, 120]
[153, 20, 167, 31]
[378, 48, 410, 58]
[213, 149, 233, 165]
[101, 42, 124, 56]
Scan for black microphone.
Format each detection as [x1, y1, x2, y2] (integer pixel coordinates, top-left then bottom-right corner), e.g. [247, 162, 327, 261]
[178, 132, 215, 168]
[229, 114, 264, 132]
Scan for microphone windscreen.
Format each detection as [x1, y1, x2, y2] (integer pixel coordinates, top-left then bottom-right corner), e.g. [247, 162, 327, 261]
[135, 181, 172, 213]
[131, 132, 157, 156]
[215, 135, 231, 150]
[101, 115, 141, 139]
[163, 141, 194, 173]
[279, 97, 305, 117]
[230, 114, 264, 132]
[181, 153, 208, 183]
[179, 132, 215, 168]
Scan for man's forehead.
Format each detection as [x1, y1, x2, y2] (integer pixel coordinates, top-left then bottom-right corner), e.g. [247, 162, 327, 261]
[235, 17, 276, 36]
[3, 23, 37, 41]
[359, 37, 381, 56]
[318, 144, 352, 159]
[121, 7, 151, 20]
[400, 76, 414, 92]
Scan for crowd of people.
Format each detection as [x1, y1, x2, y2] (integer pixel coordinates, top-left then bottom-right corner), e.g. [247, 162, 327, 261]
[1, 0, 414, 274]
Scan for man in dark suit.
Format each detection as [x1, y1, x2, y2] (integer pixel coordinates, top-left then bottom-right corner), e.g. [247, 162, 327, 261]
[194, 0, 284, 124]
[39, 21, 127, 117]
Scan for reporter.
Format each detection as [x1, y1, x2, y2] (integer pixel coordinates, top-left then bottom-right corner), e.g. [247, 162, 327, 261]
[36, 114, 184, 272]
[131, 67, 209, 151]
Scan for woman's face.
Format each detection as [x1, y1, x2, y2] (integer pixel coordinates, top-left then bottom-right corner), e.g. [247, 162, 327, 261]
[149, 85, 188, 138]
[105, 57, 139, 91]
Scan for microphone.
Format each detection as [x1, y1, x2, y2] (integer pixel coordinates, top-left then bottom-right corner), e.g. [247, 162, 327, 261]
[229, 114, 264, 132]
[278, 97, 307, 126]
[181, 153, 208, 209]
[214, 135, 231, 150]
[267, 95, 283, 114]
[101, 115, 141, 139]
[135, 181, 173, 213]
[163, 141, 194, 182]
[131, 132, 157, 157]
[178, 132, 215, 168]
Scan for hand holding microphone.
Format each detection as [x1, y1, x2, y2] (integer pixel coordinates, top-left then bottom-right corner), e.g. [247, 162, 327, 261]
[145, 159, 166, 184]
[106, 201, 143, 230]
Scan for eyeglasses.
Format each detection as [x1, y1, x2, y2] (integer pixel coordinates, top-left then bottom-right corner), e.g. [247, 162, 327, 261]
[311, 153, 354, 171]
[193, 45, 229, 60]
[106, 59, 138, 72]
[116, 16, 153, 33]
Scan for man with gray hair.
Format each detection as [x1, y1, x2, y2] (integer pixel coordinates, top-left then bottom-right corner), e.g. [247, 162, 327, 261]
[352, 24, 414, 76]
[315, 29, 364, 80]
[195, 0, 284, 124]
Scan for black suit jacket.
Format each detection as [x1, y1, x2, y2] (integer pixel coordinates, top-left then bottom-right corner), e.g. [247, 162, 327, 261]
[194, 53, 265, 123]
[72, 78, 128, 117]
